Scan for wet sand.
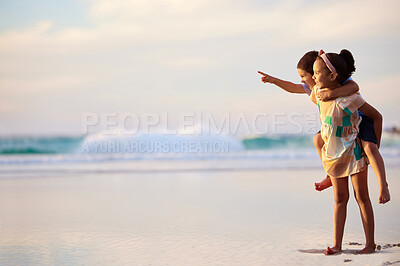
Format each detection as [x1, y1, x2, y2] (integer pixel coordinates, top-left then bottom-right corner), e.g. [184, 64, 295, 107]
[0, 162, 399, 265]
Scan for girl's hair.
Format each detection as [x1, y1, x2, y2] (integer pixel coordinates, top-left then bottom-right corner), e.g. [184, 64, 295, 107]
[297, 50, 318, 75]
[318, 49, 356, 83]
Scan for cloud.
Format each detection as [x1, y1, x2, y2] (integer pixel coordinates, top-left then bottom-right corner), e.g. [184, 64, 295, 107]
[0, 101, 20, 113]
[164, 57, 218, 68]
[0, 0, 399, 134]
[84, 0, 399, 44]
[0, 76, 96, 95]
[297, 0, 400, 42]
[1, 0, 398, 65]
[359, 74, 400, 105]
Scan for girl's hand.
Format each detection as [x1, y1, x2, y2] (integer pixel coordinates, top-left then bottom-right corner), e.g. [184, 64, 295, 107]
[317, 88, 335, 101]
[258, 71, 275, 83]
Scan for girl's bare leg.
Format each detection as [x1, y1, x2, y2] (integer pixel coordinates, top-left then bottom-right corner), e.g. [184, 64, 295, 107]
[313, 133, 332, 191]
[351, 168, 376, 254]
[362, 140, 390, 204]
[325, 176, 349, 255]
[313, 132, 324, 160]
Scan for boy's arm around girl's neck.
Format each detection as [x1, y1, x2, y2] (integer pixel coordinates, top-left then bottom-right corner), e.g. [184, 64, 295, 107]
[318, 80, 359, 101]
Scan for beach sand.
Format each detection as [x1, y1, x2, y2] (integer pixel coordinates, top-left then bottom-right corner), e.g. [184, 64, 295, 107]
[0, 161, 399, 265]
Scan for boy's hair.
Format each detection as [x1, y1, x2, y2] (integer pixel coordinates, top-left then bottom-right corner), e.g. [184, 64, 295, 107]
[297, 51, 318, 75]
[317, 49, 356, 83]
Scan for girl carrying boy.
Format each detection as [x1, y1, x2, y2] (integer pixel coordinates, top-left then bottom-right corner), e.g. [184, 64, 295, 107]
[259, 49, 389, 254]
[258, 51, 390, 205]
[310, 49, 377, 254]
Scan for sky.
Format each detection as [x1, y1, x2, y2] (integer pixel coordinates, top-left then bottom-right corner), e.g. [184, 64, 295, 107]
[0, 0, 399, 136]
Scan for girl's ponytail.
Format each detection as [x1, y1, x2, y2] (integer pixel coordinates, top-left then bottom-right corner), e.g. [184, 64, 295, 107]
[339, 49, 356, 76]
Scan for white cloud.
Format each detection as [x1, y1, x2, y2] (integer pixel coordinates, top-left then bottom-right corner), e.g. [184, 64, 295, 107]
[0, 0, 399, 134]
[0, 101, 20, 113]
[1, 0, 399, 55]
[297, 0, 400, 42]
[0, 76, 96, 96]
[359, 74, 400, 105]
[164, 57, 218, 68]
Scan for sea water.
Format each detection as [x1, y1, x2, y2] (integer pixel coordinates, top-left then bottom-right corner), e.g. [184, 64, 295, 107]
[0, 133, 399, 265]
[0, 132, 399, 165]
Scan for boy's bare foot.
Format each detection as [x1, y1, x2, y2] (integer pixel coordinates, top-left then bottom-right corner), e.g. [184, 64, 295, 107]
[379, 186, 390, 204]
[355, 245, 376, 254]
[315, 175, 332, 191]
[324, 246, 341, 255]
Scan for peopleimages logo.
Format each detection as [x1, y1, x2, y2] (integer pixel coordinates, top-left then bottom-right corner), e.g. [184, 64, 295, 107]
[80, 140, 231, 153]
[80, 112, 319, 153]
[81, 112, 319, 135]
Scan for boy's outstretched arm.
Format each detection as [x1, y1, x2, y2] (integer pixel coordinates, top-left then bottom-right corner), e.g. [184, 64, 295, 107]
[358, 102, 383, 148]
[258, 71, 305, 94]
[317, 80, 359, 101]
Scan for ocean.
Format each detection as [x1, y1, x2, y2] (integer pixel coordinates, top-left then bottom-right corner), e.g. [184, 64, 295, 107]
[0, 133, 399, 167]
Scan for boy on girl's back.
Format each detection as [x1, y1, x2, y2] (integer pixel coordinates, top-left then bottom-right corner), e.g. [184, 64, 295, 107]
[258, 50, 390, 204]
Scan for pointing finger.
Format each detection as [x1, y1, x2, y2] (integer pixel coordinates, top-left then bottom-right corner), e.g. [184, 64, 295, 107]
[258, 71, 267, 76]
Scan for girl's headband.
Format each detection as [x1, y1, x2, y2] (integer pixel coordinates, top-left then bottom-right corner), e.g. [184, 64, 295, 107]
[319, 49, 337, 75]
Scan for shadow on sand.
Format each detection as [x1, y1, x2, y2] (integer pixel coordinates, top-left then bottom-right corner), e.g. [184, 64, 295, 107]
[298, 249, 363, 255]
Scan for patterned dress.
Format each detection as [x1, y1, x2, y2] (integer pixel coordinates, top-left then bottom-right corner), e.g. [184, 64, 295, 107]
[310, 87, 367, 178]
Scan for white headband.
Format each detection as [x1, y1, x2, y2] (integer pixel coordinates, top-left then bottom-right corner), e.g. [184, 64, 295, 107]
[319, 50, 337, 74]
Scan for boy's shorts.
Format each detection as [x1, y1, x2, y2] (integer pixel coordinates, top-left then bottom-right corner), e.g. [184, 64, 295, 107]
[315, 112, 377, 145]
[358, 111, 378, 144]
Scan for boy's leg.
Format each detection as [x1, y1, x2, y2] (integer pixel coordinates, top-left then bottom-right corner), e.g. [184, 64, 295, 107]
[325, 176, 349, 255]
[313, 133, 332, 191]
[362, 140, 390, 204]
[350, 168, 376, 254]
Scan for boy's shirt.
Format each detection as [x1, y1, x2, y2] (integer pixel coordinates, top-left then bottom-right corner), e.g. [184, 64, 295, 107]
[302, 83, 312, 96]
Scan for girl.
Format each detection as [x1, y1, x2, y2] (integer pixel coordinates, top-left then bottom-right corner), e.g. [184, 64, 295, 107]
[311, 49, 377, 254]
[258, 51, 390, 204]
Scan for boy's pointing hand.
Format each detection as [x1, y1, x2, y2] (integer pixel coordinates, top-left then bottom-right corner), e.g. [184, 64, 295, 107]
[258, 71, 267, 76]
[258, 71, 273, 83]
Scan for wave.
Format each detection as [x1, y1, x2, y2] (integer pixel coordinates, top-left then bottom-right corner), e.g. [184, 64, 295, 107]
[242, 135, 313, 149]
[0, 136, 84, 154]
[0, 133, 399, 165]
[79, 132, 244, 154]
[0, 134, 318, 155]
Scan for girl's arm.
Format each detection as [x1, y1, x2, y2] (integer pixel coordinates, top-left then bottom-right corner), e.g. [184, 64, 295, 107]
[358, 102, 383, 148]
[317, 80, 359, 101]
[258, 71, 305, 94]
